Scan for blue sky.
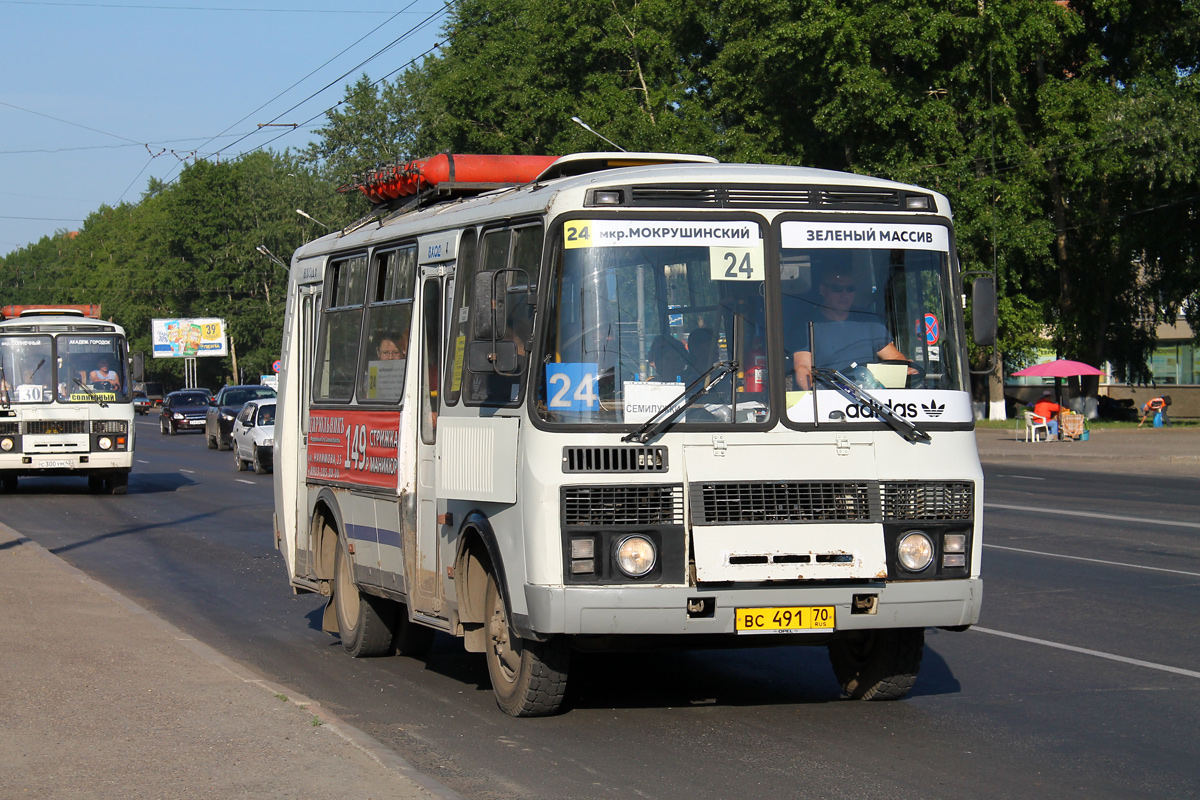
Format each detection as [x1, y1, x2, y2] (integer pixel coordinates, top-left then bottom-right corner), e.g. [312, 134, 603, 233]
[0, 0, 449, 257]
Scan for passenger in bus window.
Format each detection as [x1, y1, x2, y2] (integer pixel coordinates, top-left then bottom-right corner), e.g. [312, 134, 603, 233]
[376, 330, 407, 360]
[786, 265, 911, 391]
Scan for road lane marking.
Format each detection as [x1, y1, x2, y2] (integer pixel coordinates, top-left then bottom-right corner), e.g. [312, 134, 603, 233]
[995, 474, 1047, 481]
[974, 627, 1200, 680]
[136, 459, 149, 464]
[983, 543, 1200, 578]
[985, 501, 1200, 530]
[235, 479, 257, 485]
[180, 469, 195, 474]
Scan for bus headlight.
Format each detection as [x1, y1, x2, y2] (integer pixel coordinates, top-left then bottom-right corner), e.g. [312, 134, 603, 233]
[97, 437, 113, 451]
[615, 535, 656, 577]
[1, 437, 13, 452]
[897, 531, 934, 572]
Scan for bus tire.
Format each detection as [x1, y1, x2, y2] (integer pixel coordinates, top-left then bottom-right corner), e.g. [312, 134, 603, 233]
[108, 472, 128, 495]
[392, 606, 435, 657]
[333, 536, 396, 657]
[484, 569, 569, 717]
[2, 474, 18, 492]
[828, 628, 924, 701]
[88, 474, 105, 493]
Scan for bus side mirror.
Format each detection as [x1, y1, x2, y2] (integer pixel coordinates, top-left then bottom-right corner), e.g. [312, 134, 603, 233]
[971, 275, 997, 347]
[472, 271, 501, 341]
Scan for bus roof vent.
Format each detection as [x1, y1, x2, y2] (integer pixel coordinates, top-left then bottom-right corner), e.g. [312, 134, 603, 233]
[562, 445, 668, 473]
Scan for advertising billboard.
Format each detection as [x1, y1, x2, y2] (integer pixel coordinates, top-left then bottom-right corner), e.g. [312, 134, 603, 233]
[151, 318, 228, 358]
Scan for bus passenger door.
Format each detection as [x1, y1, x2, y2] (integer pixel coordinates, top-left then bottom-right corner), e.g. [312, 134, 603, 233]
[411, 275, 443, 615]
[293, 284, 321, 581]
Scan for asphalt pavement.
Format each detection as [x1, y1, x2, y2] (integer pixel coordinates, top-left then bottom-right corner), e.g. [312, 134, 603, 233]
[2, 423, 1196, 799]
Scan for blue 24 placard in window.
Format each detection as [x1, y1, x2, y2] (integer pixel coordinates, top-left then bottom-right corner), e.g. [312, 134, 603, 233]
[545, 363, 600, 411]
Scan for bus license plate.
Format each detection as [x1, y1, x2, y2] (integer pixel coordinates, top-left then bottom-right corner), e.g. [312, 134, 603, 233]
[38, 459, 73, 469]
[735, 606, 835, 634]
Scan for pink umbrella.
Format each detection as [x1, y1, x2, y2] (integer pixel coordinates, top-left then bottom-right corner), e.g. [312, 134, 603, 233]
[1011, 359, 1105, 378]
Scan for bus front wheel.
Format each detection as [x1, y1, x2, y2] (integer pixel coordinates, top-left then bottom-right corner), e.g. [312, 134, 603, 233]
[484, 570, 569, 717]
[828, 628, 924, 701]
[332, 536, 396, 657]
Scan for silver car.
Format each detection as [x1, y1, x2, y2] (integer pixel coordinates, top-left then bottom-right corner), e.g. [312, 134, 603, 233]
[232, 399, 275, 474]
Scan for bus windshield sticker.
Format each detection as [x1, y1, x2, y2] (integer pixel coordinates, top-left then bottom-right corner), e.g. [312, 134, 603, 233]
[565, 220, 762, 250]
[545, 363, 600, 411]
[709, 246, 765, 282]
[780, 221, 949, 252]
[784, 389, 971, 424]
[623, 380, 687, 425]
[365, 359, 405, 399]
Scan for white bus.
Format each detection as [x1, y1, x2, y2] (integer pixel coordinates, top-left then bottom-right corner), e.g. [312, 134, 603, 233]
[0, 308, 135, 494]
[273, 152, 996, 716]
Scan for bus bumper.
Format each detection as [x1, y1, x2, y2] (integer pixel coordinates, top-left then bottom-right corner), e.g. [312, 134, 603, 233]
[520, 578, 982, 637]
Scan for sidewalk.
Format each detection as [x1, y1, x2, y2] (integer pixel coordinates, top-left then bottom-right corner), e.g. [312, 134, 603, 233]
[974, 423, 1200, 476]
[0, 522, 460, 800]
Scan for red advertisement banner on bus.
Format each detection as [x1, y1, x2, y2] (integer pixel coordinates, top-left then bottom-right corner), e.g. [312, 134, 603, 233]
[306, 409, 401, 489]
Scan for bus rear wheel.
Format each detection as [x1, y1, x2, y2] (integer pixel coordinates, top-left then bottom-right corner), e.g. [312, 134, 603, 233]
[484, 569, 569, 717]
[828, 628, 924, 700]
[332, 536, 396, 657]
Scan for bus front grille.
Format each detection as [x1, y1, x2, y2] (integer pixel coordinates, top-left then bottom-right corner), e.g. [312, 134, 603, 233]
[880, 481, 974, 520]
[25, 420, 88, 435]
[692, 481, 873, 524]
[562, 484, 684, 526]
[562, 445, 668, 473]
[0, 421, 18, 435]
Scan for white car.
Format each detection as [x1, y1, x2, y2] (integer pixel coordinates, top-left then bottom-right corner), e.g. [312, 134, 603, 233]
[232, 399, 275, 474]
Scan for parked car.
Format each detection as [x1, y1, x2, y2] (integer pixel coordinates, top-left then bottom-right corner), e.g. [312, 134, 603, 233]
[205, 384, 276, 450]
[232, 399, 275, 474]
[132, 390, 152, 415]
[159, 390, 211, 435]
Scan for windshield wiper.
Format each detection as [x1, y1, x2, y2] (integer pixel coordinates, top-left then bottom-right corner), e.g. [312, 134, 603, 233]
[622, 361, 737, 444]
[811, 366, 930, 444]
[73, 377, 109, 408]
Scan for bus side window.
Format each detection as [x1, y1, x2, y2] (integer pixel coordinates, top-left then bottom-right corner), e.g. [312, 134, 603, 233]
[313, 254, 367, 401]
[358, 245, 417, 403]
[443, 230, 477, 407]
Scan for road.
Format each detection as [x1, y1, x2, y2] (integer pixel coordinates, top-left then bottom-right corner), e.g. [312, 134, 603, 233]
[5, 419, 1199, 799]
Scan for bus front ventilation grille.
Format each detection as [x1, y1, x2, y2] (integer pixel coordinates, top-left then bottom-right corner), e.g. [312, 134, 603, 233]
[562, 445, 668, 473]
[0, 421, 18, 435]
[817, 189, 903, 209]
[692, 481, 872, 524]
[880, 481, 974, 520]
[25, 420, 87, 435]
[562, 484, 684, 526]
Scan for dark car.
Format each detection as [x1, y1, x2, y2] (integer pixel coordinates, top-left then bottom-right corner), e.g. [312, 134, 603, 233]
[159, 390, 212, 435]
[205, 384, 276, 450]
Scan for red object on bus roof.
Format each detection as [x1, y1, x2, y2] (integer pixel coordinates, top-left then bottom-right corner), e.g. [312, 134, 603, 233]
[2, 304, 101, 319]
[349, 154, 558, 204]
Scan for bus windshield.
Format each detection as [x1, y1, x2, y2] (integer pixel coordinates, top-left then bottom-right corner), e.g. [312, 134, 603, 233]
[777, 219, 965, 413]
[57, 334, 129, 403]
[0, 335, 54, 404]
[540, 218, 769, 427]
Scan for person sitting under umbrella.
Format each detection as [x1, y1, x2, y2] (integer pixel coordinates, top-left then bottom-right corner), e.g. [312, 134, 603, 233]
[1032, 390, 1063, 437]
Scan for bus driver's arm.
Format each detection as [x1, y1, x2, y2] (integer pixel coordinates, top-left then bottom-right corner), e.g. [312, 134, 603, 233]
[876, 342, 919, 375]
[792, 350, 813, 391]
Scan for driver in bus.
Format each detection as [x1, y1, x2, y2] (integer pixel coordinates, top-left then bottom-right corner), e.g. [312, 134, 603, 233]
[786, 264, 913, 390]
[87, 356, 121, 392]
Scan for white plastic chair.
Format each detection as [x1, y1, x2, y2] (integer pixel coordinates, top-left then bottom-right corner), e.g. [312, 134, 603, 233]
[1023, 411, 1049, 442]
